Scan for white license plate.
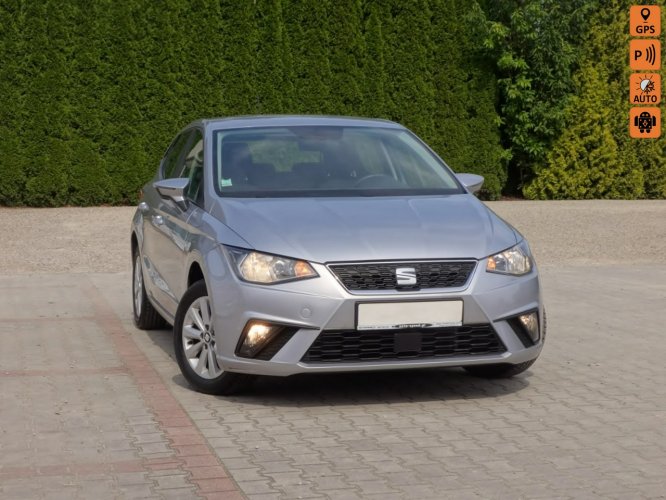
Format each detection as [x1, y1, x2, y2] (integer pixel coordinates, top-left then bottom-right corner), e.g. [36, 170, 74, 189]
[356, 300, 463, 330]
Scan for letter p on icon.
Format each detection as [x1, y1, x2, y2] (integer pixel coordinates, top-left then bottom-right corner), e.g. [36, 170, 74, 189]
[630, 39, 661, 70]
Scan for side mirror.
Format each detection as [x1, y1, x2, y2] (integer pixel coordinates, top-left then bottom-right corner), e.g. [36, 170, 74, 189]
[154, 178, 190, 210]
[456, 173, 484, 195]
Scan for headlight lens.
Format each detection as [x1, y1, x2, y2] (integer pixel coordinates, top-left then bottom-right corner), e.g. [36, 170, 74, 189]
[486, 243, 532, 276]
[227, 248, 318, 284]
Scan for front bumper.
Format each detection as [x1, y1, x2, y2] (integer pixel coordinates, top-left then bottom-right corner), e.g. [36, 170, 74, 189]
[206, 254, 544, 377]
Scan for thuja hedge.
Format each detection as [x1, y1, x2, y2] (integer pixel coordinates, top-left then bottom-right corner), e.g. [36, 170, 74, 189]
[0, 0, 506, 206]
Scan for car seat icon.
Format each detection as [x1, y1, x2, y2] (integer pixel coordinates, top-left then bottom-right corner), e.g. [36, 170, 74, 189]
[635, 111, 657, 133]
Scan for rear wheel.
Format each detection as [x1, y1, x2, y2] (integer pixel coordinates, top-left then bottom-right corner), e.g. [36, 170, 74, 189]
[132, 251, 166, 330]
[174, 280, 254, 395]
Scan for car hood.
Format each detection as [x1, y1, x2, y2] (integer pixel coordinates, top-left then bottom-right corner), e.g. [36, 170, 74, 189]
[210, 195, 517, 263]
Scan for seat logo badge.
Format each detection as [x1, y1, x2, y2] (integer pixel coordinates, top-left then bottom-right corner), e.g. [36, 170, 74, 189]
[396, 267, 417, 286]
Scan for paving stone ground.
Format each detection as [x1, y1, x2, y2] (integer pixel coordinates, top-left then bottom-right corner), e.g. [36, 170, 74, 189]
[0, 274, 243, 500]
[1, 201, 665, 499]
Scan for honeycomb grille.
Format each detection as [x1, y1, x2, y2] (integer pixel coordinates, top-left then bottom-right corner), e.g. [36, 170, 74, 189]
[302, 325, 505, 363]
[328, 261, 475, 291]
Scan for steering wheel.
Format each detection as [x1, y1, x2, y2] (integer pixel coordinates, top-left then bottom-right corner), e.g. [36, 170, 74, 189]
[353, 174, 395, 188]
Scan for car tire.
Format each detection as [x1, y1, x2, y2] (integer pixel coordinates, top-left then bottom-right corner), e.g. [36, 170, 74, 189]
[464, 309, 547, 378]
[132, 250, 167, 330]
[174, 280, 254, 395]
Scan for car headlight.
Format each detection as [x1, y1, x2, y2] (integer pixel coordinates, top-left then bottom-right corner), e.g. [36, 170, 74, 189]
[486, 242, 532, 276]
[226, 247, 318, 284]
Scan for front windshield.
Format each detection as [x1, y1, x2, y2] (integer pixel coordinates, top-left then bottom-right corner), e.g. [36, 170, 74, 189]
[213, 126, 462, 197]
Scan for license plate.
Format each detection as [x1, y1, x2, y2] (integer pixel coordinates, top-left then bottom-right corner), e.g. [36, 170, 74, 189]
[356, 300, 463, 330]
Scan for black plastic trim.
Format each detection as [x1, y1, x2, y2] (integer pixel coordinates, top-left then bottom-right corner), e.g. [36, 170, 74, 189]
[254, 328, 299, 360]
[328, 260, 476, 292]
[235, 321, 299, 359]
[302, 324, 506, 363]
[506, 310, 540, 348]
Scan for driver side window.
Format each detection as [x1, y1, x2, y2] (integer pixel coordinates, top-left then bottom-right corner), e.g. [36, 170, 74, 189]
[162, 131, 193, 179]
[180, 130, 205, 206]
[161, 129, 205, 207]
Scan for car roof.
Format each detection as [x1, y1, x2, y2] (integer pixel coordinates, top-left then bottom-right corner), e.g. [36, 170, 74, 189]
[185, 115, 405, 131]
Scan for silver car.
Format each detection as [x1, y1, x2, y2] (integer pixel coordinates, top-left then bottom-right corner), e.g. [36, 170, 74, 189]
[131, 116, 545, 394]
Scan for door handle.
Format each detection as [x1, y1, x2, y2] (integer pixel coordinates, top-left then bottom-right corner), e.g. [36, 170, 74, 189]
[152, 215, 164, 226]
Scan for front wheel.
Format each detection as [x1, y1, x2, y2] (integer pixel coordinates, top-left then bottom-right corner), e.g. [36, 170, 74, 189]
[174, 280, 253, 395]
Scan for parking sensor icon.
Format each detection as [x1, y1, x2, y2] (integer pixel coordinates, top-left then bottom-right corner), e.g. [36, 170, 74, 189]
[630, 39, 661, 69]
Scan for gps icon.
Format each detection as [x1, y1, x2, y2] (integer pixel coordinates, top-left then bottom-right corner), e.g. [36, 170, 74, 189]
[630, 5, 661, 36]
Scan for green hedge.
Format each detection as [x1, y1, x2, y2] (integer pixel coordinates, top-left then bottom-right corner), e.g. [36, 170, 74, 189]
[484, 0, 666, 199]
[524, 0, 666, 199]
[0, 0, 506, 206]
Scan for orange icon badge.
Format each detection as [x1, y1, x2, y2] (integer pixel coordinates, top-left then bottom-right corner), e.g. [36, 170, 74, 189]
[630, 39, 661, 70]
[630, 73, 661, 104]
[630, 5, 661, 37]
[630, 107, 661, 138]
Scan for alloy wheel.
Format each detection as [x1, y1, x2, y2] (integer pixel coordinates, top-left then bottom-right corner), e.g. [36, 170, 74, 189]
[181, 296, 222, 379]
[133, 254, 143, 313]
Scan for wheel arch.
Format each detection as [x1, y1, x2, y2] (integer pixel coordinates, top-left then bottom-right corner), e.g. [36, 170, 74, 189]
[131, 231, 139, 257]
[187, 261, 205, 288]
[184, 244, 214, 294]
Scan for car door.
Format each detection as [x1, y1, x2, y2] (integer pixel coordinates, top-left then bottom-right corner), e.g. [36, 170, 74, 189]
[142, 129, 197, 317]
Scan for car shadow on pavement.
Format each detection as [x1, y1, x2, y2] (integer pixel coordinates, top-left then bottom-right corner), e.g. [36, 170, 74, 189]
[235, 369, 531, 407]
[144, 329, 531, 406]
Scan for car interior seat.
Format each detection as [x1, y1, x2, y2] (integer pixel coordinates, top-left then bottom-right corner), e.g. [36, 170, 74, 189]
[220, 142, 254, 188]
[247, 163, 276, 188]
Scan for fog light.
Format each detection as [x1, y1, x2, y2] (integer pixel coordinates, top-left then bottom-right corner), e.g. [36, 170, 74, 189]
[237, 321, 280, 358]
[247, 323, 271, 346]
[518, 312, 539, 342]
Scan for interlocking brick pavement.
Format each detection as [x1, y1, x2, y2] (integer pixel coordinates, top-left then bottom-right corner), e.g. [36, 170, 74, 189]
[2, 203, 666, 499]
[0, 274, 244, 499]
[125, 263, 666, 500]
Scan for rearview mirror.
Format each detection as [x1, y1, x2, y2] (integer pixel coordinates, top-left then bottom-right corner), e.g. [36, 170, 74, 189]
[456, 173, 484, 195]
[154, 178, 189, 210]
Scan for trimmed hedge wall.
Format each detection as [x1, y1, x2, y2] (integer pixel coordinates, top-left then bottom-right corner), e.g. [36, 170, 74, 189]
[0, 0, 506, 205]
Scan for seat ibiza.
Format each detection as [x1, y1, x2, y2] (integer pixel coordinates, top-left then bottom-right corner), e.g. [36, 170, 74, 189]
[131, 116, 545, 394]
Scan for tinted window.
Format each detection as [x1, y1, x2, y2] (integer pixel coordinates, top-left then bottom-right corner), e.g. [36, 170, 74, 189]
[181, 130, 205, 206]
[162, 131, 193, 179]
[212, 126, 462, 197]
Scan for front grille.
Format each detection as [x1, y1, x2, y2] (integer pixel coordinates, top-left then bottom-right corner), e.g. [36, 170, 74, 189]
[328, 261, 476, 291]
[301, 324, 505, 363]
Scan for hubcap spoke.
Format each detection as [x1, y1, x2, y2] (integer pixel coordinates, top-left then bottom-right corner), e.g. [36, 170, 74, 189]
[195, 348, 209, 376]
[189, 307, 207, 334]
[182, 294, 222, 380]
[185, 340, 204, 359]
[207, 348, 219, 377]
[199, 298, 211, 327]
[134, 256, 143, 312]
[183, 325, 201, 341]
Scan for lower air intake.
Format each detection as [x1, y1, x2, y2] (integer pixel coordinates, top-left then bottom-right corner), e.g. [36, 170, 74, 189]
[302, 324, 506, 363]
